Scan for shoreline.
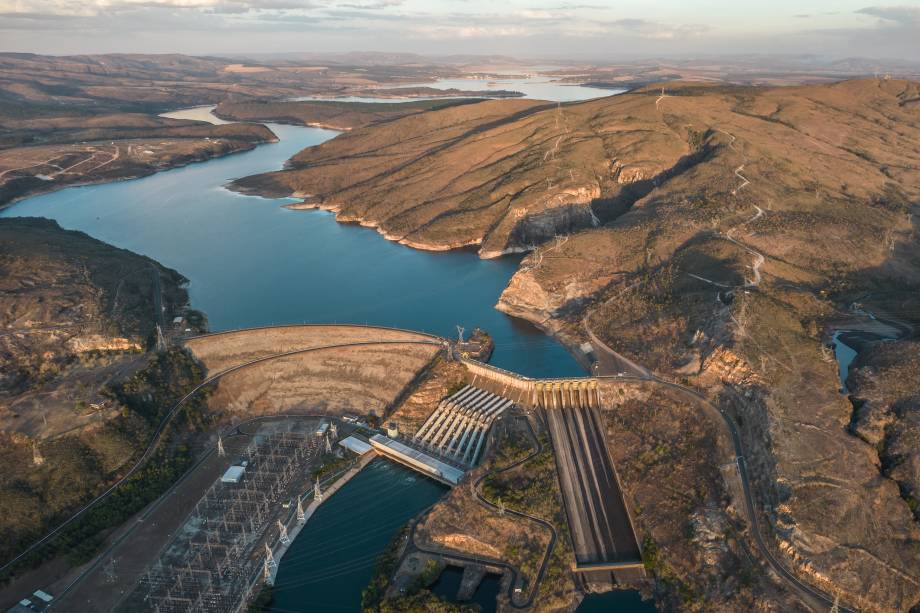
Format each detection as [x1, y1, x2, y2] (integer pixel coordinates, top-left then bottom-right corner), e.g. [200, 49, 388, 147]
[0, 138, 274, 213]
[269, 450, 380, 583]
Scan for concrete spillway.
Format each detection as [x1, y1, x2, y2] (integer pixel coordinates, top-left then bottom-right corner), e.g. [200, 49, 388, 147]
[544, 405, 644, 582]
[413, 384, 511, 467]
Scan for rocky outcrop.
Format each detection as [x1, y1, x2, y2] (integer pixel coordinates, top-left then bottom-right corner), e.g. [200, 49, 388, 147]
[493, 80, 920, 611]
[232, 95, 689, 258]
[849, 341, 920, 522]
[65, 335, 142, 353]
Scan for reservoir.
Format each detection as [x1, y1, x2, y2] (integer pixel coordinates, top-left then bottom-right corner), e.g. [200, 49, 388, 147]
[1, 91, 652, 611]
[0, 120, 580, 378]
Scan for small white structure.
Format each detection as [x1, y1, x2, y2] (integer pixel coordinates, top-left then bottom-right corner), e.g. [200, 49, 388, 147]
[315, 420, 330, 437]
[338, 436, 372, 456]
[220, 465, 246, 484]
[386, 422, 399, 438]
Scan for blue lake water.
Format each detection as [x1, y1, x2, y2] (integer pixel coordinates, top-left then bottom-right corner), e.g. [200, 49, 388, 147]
[0, 121, 581, 378]
[832, 331, 859, 392]
[291, 76, 622, 103]
[1, 94, 653, 611]
[271, 460, 447, 613]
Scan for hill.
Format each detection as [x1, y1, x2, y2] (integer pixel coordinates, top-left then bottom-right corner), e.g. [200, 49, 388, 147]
[0, 120, 275, 207]
[0, 217, 209, 582]
[235, 78, 920, 611]
[214, 98, 485, 131]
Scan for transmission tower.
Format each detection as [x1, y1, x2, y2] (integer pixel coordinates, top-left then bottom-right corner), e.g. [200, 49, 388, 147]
[277, 519, 290, 546]
[103, 557, 117, 584]
[456, 325, 465, 343]
[264, 543, 276, 569]
[155, 324, 168, 352]
[217, 435, 225, 457]
[830, 594, 840, 613]
[314, 477, 323, 502]
[330, 422, 338, 439]
[498, 498, 505, 516]
[297, 497, 306, 523]
[325, 435, 332, 454]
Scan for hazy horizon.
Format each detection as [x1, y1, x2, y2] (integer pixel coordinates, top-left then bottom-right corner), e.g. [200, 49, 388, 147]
[1, 1, 919, 62]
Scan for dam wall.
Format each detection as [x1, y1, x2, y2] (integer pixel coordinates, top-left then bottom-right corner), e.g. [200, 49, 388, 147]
[459, 358, 600, 409]
[460, 358, 536, 407]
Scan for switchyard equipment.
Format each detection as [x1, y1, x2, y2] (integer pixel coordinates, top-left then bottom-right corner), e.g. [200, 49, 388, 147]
[132, 431, 321, 613]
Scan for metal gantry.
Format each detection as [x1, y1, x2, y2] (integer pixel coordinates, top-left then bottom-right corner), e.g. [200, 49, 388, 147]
[137, 431, 320, 612]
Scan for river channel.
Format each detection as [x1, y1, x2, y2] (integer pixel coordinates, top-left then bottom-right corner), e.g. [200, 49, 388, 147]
[1, 80, 653, 611]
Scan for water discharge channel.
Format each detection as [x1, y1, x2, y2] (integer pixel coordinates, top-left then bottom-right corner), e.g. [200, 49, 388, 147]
[1, 80, 653, 611]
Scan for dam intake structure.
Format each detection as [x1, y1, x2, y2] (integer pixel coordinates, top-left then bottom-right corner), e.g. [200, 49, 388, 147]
[413, 384, 513, 466]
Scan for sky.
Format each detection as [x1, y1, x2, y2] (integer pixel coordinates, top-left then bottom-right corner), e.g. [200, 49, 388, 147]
[0, 0, 919, 60]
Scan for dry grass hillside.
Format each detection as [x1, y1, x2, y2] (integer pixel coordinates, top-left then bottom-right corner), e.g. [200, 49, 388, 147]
[214, 98, 484, 131]
[0, 218, 190, 423]
[184, 325, 442, 420]
[497, 79, 920, 611]
[0, 122, 274, 208]
[229, 91, 704, 256]
[0, 53, 455, 114]
[848, 341, 920, 521]
[231, 78, 920, 610]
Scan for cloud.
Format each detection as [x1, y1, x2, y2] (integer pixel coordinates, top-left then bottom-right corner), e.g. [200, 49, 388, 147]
[410, 24, 531, 39]
[603, 17, 709, 39]
[856, 5, 920, 25]
[0, 0, 377, 16]
[337, 0, 402, 9]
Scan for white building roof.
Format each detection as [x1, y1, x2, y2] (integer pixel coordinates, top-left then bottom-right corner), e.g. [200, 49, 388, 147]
[369, 434, 466, 485]
[220, 465, 245, 483]
[33, 591, 53, 603]
[338, 436, 372, 455]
